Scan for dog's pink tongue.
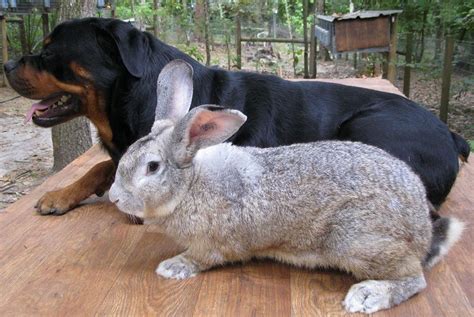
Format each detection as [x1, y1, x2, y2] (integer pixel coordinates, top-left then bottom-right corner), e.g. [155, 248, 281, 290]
[24, 103, 50, 124]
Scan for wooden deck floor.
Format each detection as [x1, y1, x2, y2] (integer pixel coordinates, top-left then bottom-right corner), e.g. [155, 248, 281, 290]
[0, 79, 472, 316]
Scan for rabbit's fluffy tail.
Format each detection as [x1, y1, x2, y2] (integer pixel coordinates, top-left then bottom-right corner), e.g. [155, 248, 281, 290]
[423, 216, 464, 268]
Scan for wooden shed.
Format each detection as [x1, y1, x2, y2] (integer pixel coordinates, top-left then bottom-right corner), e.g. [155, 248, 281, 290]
[315, 10, 402, 54]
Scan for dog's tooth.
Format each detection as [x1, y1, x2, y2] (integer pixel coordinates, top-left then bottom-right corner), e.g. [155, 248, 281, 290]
[57, 101, 63, 106]
[61, 95, 68, 102]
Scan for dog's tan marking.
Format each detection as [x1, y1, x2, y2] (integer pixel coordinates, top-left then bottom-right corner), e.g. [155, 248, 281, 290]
[36, 160, 116, 214]
[17, 63, 115, 150]
[70, 62, 94, 81]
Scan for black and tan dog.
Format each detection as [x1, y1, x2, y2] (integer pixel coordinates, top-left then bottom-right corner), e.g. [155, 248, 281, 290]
[4, 18, 469, 215]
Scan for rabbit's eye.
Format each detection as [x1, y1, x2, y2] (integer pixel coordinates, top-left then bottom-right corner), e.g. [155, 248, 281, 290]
[147, 161, 160, 174]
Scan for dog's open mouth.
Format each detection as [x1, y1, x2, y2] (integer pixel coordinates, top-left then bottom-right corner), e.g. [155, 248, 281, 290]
[25, 93, 81, 127]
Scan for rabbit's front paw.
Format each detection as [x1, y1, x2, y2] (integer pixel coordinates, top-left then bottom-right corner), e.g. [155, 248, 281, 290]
[156, 255, 199, 280]
[343, 280, 391, 314]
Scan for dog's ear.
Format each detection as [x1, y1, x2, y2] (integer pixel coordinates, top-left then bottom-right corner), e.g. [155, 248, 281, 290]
[95, 20, 147, 78]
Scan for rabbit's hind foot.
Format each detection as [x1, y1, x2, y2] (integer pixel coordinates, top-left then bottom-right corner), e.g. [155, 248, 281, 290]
[342, 274, 426, 314]
[156, 254, 200, 280]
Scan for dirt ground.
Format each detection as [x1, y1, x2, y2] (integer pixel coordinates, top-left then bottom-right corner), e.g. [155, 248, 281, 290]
[0, 87, 53, 210]
[0, 55, 472, 211]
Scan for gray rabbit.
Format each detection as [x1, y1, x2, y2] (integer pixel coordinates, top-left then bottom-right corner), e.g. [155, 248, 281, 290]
[109, 60, 463, 314]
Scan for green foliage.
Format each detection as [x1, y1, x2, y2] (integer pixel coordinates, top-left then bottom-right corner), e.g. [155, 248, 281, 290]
[115, 2, 155, 24]
[177, 44, 204, 63]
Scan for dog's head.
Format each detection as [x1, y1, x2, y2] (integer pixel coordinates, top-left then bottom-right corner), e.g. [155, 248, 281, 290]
[4, 18, 148, 142]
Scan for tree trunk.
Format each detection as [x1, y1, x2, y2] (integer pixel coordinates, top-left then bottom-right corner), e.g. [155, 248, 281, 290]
[51, 0, 95, 171]
[203, 0, 211, 65]
[194, 0, 205, 41]
[433, 2, 442, 61]
[316, 0, 330, 61]
[283, 0, 297, 77]
[416, 8, 428, 63]
[153, 0, 159, 38]
[52, 118, 93, 171]
[182, 0, 190, 45]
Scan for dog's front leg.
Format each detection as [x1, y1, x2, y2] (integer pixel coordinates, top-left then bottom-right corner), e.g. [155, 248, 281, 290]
[35, 159, 116, 215]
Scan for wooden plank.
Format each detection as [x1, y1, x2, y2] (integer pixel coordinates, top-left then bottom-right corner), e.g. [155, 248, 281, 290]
[194, 261, 291, 316]
[240, 37, 306, 44]
[303, 0, 309, 78]
[0, 80, 471, 316]
[42, 13, 50, 38]
[403, 32, 414, 97]
[440, 36, 454, 123]
[310, 9, 317, 78]
[291, 77, 404, 96]
[18, 18, 28, 55]
[439, 162, 474, 307]
[153, 0, 159, 38]
[1, 16, 8, 87]
[0, 202, 145, 316]
[235, 14, 241, 69]
[0, 146, 113, 313]
[335, 17, 390, 52]
[290, 269, 357, 316]
[387, 16, 398, 83]
[96, 229, 202, 316]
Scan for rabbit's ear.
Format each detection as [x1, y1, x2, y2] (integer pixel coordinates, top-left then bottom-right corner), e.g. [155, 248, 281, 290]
[155, 60, 194, 122]
[172, 105, 247, 167]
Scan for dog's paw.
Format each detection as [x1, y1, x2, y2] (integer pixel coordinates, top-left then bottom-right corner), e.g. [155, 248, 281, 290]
[35, 189, 79, 215]
[343, 280, 391, 314]
[156, 255, 199, 280]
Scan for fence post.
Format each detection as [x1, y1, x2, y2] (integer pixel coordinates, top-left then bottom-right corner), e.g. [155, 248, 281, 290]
[387, 15, 398, 83]
[153, 0, 159, 38]
[440, 36, 454, 124]
[41, 13, 50, 38]
[403, 32, 413, 97]
[1, 16, 8, 87]
[309, 11, 316, 78]
[235, 13, 241, 70]
[303, 0, 309, 78]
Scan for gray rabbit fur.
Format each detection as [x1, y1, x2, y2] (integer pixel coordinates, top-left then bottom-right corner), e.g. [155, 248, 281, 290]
[109, 60, 463, 314]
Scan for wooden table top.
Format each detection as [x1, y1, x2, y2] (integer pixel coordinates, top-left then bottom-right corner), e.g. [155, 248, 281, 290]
[0, 78, 471, 316]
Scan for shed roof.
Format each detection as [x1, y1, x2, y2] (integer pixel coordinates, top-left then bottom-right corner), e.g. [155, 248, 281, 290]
[317, 10, 402, 22]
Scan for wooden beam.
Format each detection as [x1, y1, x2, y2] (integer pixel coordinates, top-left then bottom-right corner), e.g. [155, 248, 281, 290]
[153, 0, 159, 37]
[18, 17, 27, 55]
[309, 11, 316, 78]
[0, 121, 472, 316]
[440, 36, 454, 124]
[41, 13, 50, 39]
[303, 0, 309, 78]
[235, 14, 241, 69]
[1, 16, 8, 88]
[5, 18, 23, 23]
[387, 16, 398, 83]
[403, 32, 413, 97]
[240, 37, 305, 44]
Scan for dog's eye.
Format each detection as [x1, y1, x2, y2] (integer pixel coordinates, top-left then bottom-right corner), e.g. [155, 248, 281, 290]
[147, 161, 160, 175]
